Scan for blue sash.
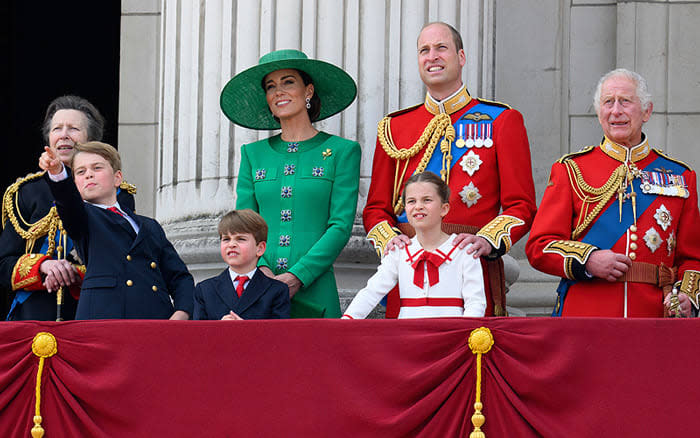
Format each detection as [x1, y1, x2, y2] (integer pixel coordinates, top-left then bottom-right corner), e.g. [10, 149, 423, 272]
[397, 103, 507, 223]
[552, 154, 685, 315]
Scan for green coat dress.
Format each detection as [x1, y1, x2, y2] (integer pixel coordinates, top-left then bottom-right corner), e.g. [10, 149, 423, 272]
[236, 132, 360, 318]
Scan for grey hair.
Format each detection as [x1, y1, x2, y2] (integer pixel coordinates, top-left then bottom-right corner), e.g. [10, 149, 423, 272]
[593, 68, 652, 115]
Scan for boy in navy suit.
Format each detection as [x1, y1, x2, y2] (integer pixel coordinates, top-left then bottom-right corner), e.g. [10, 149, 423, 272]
[39, 142, 194, 320]
[194, 210, 290, 320]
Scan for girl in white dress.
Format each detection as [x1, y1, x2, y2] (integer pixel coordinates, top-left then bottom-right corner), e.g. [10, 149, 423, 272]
[343, 172, 486, 319]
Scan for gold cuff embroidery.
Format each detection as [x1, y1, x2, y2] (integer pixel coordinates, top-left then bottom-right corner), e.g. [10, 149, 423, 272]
[679, 270, 700, 309]
[543, 240, 597, 266]
[366, 221, 399, 258]
[11, 253, 45, 291]
[476, 215, 525, 253]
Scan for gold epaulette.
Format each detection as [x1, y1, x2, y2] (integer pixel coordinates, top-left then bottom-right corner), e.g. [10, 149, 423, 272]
[652, 148, 692, 171]
[120, 180, 137, 195]
[476, 98, 512, 110]
[2, 171, 45, 229]
[556, 145, 596, 164]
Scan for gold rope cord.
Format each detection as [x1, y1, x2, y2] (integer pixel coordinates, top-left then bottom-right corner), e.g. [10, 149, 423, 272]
[2, 172, 60, 257]
[468, 327, 494, 438]
[377, 113, 453, 213]
[564, 160, 626, 240]
[31, 332, 58, 438]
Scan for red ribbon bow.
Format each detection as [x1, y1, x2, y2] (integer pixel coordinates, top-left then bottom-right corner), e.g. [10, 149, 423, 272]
[411, 251, 446, 289]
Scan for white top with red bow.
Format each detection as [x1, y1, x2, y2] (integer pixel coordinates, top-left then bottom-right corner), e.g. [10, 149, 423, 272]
[343, 234, 486, 319]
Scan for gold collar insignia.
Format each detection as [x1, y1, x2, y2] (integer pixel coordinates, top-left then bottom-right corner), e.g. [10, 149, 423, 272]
[424, 86, 472, 115]
[600, 136, 650, 163]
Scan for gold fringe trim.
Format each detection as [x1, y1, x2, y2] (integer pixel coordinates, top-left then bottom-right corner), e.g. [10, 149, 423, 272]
[31, 332, 58, 438]
[469, 327, 494, 438]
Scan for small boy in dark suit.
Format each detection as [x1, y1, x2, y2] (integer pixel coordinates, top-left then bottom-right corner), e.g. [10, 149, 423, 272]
[194, 210, 290, 320]
[39, 142, 194, 320]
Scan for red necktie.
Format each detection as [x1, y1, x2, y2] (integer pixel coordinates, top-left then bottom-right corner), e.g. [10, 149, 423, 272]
[107, 206, 125, 217]
[411, 251, 445, 288]
[235, 275, 249, 297]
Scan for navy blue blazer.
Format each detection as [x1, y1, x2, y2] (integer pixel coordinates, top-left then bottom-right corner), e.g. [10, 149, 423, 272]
[46, 173, 194, 319]
[194, 268, 290, 320]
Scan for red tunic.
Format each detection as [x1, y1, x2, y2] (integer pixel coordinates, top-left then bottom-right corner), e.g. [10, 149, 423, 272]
[526, 137, 700, 317]
[363, 87, 537, 316]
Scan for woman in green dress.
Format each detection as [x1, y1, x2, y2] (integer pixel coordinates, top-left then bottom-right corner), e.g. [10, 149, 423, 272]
[220, 49, 360, 318]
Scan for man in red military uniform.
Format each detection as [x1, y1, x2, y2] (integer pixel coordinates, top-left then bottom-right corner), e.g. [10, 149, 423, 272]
[363, 22, 537, 317]
[526, 69, 700, 317]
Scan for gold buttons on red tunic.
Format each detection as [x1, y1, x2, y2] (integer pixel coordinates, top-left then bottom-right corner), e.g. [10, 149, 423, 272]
[630, 243, 638, 251]
[629, 252, 637, 260]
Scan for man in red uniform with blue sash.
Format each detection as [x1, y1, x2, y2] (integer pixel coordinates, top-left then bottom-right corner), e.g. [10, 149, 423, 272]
[363, 22, 537, 317]
[526, 69, 700, 317]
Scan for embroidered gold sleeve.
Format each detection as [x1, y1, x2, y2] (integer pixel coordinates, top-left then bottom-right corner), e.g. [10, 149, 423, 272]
[476, 215, 525, 253]
[366, 221, 400, 258]
[543, 240, 597, 280]
[11, 253, 50, 291]
[679, 270, 700, 309]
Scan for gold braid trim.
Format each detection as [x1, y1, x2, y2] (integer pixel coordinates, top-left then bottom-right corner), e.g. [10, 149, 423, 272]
[2, 171, 61, 257]
[564, 159, 626, 240]
[377, 113, 453, 213]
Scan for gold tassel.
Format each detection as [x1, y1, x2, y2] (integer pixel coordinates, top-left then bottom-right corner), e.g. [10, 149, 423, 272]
[469, 327, 494, 438]
[31, 332, 58, 438]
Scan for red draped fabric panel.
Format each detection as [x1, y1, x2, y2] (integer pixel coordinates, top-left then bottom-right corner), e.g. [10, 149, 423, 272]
[1, 318, 698, 437]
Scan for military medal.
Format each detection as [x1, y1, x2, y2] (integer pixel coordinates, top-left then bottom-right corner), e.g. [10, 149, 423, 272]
[459, 182, 481, 207]
[460, 150, 482, 177]
[474, 124, 484, 148]
[667, 231, 676, 256]
[455, 124, 466, 148]
[643, 227, 662, 253]
[654, 204, 672, 231]
[483, 124, 493, 148]
[465, 124, 475, 148]
[641, 170, 689, 198]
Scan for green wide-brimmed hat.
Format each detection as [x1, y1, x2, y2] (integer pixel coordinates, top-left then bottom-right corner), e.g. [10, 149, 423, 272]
[220, 49, 357, 130]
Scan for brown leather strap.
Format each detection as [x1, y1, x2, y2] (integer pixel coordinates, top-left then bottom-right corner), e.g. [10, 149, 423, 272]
[396, 222, 507, 316]
[617, 262, 676, 288]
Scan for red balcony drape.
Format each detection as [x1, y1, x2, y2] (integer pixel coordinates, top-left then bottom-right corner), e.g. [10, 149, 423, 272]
[1, 318, 698, 437]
